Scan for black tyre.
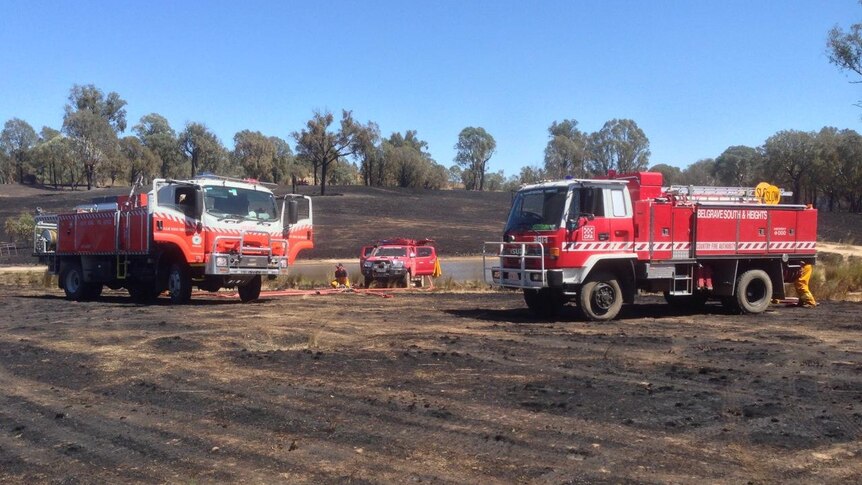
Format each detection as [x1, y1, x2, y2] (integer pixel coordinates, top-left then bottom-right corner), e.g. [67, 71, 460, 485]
[167, 262, 192, 304]
[238, 275, 262, 303]
[400, 272, 411, 288]
[579, 274, 623, 321]
[735, 269, 772, 314]
[364, 276, 375, 288]
[523, 288, 565, 319]
[61, 261, 87, 301]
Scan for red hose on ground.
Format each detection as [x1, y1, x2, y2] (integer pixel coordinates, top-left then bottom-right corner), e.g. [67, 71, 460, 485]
[195, 282, 435, 300]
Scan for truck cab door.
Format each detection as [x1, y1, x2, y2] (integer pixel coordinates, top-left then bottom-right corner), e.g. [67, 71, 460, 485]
[605, 186, 633, 251]
[415, 246, 436, 276]
[360, 245, 374, 266]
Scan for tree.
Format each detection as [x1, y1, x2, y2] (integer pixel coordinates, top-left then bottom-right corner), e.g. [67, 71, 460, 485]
[838, 130, 862, 211]
[0, 118, 38, 183]
[62, 85, 126, 190]
[648, 163, 683, 186]
[828, 17, 862, 79]
[0, 150, 10, 184]
[713, 145, 761, 186]
[269, 136, 305, 188]
[828, 10, 862, 108]
[679, 159, 718, 186]
[381, 130, 440, 188]
[233, 130, 275, 181]
[179, 122, 226, 178]
[454, 127, 496, 190]
[762, 130, 819, 204]
[543, 119, 587, 179]
[518, 164, 546, 185]
[484, 170, 507, 191]
[293, 110, 362, 195]
[586, 119, 650, 175]
[134, 113, 182, 178]
[447, 165, 462, 188]
[354, 121, 382, 186]
[4, 212, 35, 245]
[120, 136, 159, 185]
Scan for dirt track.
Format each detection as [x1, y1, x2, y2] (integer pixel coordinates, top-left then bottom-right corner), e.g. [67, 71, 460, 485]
[1, 287, 861, 484]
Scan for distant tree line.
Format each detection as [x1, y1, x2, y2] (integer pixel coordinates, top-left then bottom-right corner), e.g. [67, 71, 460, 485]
[3, 85, 862, 211]
[0, 85, 484, 195]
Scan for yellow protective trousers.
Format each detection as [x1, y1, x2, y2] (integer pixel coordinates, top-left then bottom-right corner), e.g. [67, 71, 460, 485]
[795, 264, 816, 306]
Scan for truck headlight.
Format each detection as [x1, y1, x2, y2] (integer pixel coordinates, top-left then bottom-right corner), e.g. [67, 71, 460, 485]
[392, 260, 404, 268]
[363, 261, 372, 268]
[215, 256, 228, 267]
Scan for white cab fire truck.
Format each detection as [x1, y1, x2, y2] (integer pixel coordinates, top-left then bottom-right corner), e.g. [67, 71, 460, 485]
[484, 172, 817, 320]
[33, 175, 313, 303]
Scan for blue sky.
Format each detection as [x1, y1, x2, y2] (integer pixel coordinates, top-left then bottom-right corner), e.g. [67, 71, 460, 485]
[0, 0, 860, 177]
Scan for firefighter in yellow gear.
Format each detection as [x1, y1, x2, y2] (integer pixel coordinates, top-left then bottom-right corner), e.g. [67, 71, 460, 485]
[330, 263, 351, 289]
[795, 263, 816, 307]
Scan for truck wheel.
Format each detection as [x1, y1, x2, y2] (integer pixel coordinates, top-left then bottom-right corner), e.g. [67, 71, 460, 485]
[735, 269, 772, 314]
[400, 272, 411, 288]
[239, 275, 262, 303]
[61, 261, 87, 301]
[579, 274, 623, 321]
[523, 288, 565, 318]
[167, 262, 192, 304]
[364, 277, 375, 288]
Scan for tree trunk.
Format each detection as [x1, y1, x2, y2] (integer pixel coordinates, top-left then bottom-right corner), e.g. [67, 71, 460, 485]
[320, 160, 328, 196]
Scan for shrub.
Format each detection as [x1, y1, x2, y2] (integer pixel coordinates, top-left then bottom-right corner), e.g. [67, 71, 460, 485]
[3, 212, 35, 245]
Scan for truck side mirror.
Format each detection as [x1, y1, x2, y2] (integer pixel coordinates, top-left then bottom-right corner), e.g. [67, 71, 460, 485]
[287, 199, 299, 225]
[194, 189, 204, 219]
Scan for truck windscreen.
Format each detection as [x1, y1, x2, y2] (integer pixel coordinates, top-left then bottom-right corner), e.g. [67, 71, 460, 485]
[505, 187, 568, 232]
[204, 186, 278, 221]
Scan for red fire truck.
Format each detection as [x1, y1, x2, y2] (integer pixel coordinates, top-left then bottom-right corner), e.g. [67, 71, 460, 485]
[484, 172, 817, 320]
[33, 175, 313, 303]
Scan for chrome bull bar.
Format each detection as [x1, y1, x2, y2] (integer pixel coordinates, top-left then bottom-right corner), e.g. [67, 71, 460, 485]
[209, 230, 289, 275]
[482, 241, 546, 288]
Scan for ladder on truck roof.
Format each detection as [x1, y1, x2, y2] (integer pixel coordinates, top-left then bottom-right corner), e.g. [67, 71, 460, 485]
[664, 184, 792, 203]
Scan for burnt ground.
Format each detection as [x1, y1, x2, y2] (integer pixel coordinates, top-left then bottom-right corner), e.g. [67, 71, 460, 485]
[0, 184, 511, 264]
[0, 286, 860, 483]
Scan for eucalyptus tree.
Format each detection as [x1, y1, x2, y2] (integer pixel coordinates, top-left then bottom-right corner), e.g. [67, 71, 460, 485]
[0, 118, 38, 183]
[713, 145, 761, 186]
[179, 122, 226, 178]
[454, 127, 496, 190]
[544, 119, 587, 178]
[62, 84, 126, 190]
[134, 113, 182, 178]
[293, 110, 362, 195]
[586, 119, 650, 175]
[648, 163, 683, 186]
[120, 136, 160, 185]
[680, 159, 718, 186]
[762, 130, 818, 204]
[353, 120, 382, 186]
[232, 130, 275, 181]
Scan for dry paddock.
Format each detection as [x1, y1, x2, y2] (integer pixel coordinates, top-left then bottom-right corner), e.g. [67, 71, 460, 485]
[0, 285, 861, 484]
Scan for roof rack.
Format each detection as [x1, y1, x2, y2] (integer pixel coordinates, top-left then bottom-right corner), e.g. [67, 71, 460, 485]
[195, 172, 278, 187]
[664, 184, 792, 203]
